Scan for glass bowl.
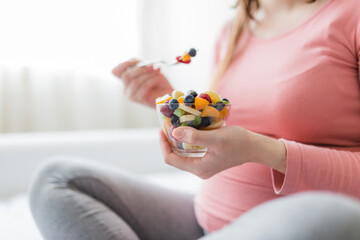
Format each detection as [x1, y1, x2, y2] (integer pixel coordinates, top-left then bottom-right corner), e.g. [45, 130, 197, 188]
[156, 102, 230, 157]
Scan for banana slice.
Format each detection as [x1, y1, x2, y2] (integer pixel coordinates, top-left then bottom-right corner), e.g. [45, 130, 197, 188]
[182, 143, 205, 150]
[178, 104, 201, 116]
[180, 115, 196, 123]
[202, 120, 224, 130]
[172, 90, 184, 99]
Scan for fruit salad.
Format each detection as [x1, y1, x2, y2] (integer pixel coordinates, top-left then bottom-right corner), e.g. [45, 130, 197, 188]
[176, 48, 197, 64]
[156, 90, 230, 157]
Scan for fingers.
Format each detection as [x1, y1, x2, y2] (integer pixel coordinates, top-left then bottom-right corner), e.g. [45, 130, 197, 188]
[122, 65, 154, 84]
[172, 127, 220, 148]
[112, 59, 139, 78]
[159, 130, 217, 179]
[131, 68, 161, 101]
[159, 130, 200, 173]
[124, 70, 158, 101]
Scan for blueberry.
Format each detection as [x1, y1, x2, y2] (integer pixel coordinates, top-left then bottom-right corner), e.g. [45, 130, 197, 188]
[188, 48, 197, 57]
[178, 142, 184, 150]
[168, 99, 179, 110]
[186, 90, 198, 98]
[185, 121, 199, 129]
[215, 101, 225, 111]
[200, 117, 212, 127]
[171, 115, 180, 127]
[160, 104, 173, 118]
[184, 94, 195, 106]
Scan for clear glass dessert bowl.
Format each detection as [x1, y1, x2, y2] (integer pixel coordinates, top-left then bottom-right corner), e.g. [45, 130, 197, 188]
[156, 90, 230, 157]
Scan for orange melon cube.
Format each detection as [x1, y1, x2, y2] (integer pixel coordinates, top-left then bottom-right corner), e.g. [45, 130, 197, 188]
[182, 54, 191, 62]
[201, 106, 220, 120]
[178, 96, 184, 104]
[194, 97, 209, 110]
[219, 107, 229, 120]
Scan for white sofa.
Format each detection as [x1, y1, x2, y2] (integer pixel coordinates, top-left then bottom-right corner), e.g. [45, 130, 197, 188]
[0, 128, 203, 198]
[0, 128, 202, 239]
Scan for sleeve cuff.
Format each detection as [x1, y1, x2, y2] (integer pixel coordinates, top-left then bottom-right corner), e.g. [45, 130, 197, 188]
[271, 139, 302, 195]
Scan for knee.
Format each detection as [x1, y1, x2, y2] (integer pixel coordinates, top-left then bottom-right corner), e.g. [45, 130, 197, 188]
[281, 192, 360, 219]
[30, 156, 72, 187]
[226, 192, 360, 240]
[29, 156, 85, 212]
[257, 192, 360, 225]
[273, 193, 360, 239]
[204, 193, 360, 240]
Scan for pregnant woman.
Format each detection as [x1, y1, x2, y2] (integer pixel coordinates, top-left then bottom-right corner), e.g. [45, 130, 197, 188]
[30, 0, 360, 239]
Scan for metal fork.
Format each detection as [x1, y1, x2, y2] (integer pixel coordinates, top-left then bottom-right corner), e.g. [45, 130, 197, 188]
[136, 59, 179, 68]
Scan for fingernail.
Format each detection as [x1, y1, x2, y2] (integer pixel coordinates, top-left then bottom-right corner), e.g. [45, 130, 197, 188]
[173, 128, 184, 140]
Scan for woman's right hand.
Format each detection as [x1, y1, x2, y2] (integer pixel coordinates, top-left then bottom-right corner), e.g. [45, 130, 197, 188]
[112, 59, 173, 108]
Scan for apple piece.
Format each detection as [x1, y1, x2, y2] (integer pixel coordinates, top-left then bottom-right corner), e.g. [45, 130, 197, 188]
[174, 108, 186, 117]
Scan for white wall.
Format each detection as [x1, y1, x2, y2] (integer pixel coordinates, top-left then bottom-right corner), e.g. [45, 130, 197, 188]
[0, 0, 140, 70]
[0, 0, 236, 133]
[140, 0, 235, 92]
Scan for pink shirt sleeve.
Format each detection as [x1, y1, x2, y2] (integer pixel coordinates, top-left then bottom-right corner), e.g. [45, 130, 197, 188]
[271, 18, 360, 198]
[358, 21, 360, 78]
[272, 24, 360, 196]
[271, 140, 360, 197]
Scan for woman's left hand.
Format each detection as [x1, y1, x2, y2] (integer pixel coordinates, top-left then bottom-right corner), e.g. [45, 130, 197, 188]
[159, 126, 287, 179]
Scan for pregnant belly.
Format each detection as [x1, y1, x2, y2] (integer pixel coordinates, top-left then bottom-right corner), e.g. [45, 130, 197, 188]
[194, 162, 282, 232]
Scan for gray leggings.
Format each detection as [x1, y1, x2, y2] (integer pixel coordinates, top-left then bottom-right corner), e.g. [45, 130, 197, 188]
[30, 157, 360, 240]
[29, 157, 204, 240]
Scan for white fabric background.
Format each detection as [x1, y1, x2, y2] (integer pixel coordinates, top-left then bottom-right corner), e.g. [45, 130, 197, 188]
[0, 0, 234, 133]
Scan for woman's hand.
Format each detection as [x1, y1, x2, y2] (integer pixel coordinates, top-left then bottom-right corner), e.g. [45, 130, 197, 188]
[112, 59, 173, 108]
[159, 126, 287, 179]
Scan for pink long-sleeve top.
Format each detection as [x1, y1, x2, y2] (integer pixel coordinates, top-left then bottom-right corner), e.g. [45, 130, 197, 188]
[194, 0, 360, 233]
